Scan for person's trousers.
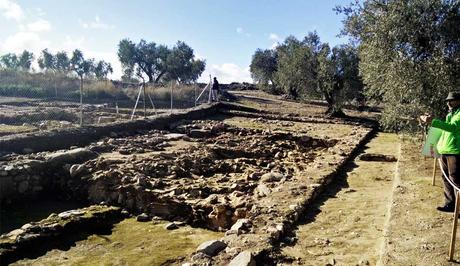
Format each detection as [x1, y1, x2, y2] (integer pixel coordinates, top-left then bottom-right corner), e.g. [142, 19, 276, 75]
[440, 155, 460, 206]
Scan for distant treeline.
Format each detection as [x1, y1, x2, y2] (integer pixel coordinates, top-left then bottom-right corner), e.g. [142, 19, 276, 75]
[0, 38, 209, 104]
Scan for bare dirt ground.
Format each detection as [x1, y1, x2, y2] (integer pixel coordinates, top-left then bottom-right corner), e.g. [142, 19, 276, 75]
[276, 134, 460, 266]
[2, 90, 459, 265]
[379, 138, 460, 265]
[279, 133, 398, 265]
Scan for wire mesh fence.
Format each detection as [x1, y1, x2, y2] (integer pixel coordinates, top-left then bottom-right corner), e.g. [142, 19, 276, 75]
[0, 69, 213, 137]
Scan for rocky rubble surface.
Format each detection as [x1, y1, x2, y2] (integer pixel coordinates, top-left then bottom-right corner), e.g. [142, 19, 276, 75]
[70, 121, 334, 232]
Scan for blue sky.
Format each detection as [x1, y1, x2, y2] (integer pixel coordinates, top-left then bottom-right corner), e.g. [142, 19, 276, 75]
[0, 0, 352, 83]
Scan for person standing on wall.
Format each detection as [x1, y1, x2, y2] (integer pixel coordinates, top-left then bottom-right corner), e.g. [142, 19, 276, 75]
[211, 77, 219, 102]
[421, 92, 460, 212]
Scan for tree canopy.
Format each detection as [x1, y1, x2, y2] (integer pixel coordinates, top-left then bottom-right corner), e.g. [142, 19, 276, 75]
[70, 49, 95, 79]
[0, 50, 34, 71]
[94, 60, 113, 80]
[118, 38, 205, 83]
[249, 48, 278, 92]
[250, 32, 363, 115]
[337, 0, 460, 130]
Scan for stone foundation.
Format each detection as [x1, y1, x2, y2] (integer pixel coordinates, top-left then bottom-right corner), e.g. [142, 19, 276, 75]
[0, 148, 97, 204]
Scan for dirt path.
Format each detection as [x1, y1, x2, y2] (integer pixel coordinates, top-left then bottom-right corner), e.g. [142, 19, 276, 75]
[279, 133, 460, 266]
[280, 133, 399, 265]
[379, 138, 460, 265]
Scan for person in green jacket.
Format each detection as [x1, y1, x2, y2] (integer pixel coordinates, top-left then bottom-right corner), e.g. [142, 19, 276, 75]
[421, 92, 460, 212]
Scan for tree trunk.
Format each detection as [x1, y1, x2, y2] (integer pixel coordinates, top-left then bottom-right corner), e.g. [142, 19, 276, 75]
[289, 87, 298, 99]
[155, 71, 166, 83]
[147, 72, 154, 83]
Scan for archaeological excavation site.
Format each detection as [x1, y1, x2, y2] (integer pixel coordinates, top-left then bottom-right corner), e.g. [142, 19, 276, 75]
[1, 91, 458, 266]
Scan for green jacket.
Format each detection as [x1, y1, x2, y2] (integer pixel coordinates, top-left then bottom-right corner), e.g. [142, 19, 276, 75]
[432, 107, 460, 155]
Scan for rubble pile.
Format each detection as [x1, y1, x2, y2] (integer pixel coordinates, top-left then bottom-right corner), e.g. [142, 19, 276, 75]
[68, 121, 333, 231]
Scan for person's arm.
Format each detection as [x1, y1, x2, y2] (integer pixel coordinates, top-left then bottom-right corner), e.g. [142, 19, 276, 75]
[431, 114, 460, 133]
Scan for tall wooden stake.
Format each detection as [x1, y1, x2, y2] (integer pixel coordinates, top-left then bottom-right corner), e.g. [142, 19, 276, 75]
[449, 190, 460, 261]
[143, 83, 146, 119]
[170, 81, 173, 114]
[79, 76, 83, 126]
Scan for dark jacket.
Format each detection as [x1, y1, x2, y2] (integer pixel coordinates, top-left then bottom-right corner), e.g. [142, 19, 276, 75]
[212, 80, 219, 91]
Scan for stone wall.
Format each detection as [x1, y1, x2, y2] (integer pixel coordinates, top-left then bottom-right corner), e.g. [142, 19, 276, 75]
[0, 148, 97, 204]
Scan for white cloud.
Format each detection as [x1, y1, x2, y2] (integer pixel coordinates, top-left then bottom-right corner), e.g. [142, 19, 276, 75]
[0, 0, 23, 21]
[25, 18, 51, 32]
[202, 63, 252, 83]
[269, 33, 280, 41]
[80, 15, 115, 30]
[236, 27, 251, 37]
[34, 7, 45, 17]
[1, 31, 50, 54]
[61, 35, 86, 51]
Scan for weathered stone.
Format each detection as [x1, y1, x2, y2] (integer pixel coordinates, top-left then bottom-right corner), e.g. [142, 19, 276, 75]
[230, 219, 251, 235]
[188, 129, 213, 138]
[136, 213, 150, 222]
[229, 251, 256, 266]
[164, 133, 186, 141]
[6, 228, 25, 239]
[17, 180, 29, 193]
[211, 122, 228, 133]
[191, 252, 211, 261]
[196, 240, 227, 256]
[173, 221, 186, 226]
[260, 172, 284, 182]
[256, 184, 271, 197]
[69, 164, 89, 178]
[208, 204, 232, 229]
[58, 210, 84, 218]
[205, 194, 219, 204]
[165, 222, 179, 230]
[46, 148, 97, 165]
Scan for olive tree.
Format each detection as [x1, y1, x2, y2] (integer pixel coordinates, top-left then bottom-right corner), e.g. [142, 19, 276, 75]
[118, 39, 170, 83]
[164, 41, 206, 83]
[118, 38, 205, 84]
[274, 36, 316, 99]
[336, 0, 460, 130]
[249, 48, 278, 92]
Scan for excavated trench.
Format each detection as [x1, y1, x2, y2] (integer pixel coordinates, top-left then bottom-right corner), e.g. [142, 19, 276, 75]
[1, 111, 374, 265]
